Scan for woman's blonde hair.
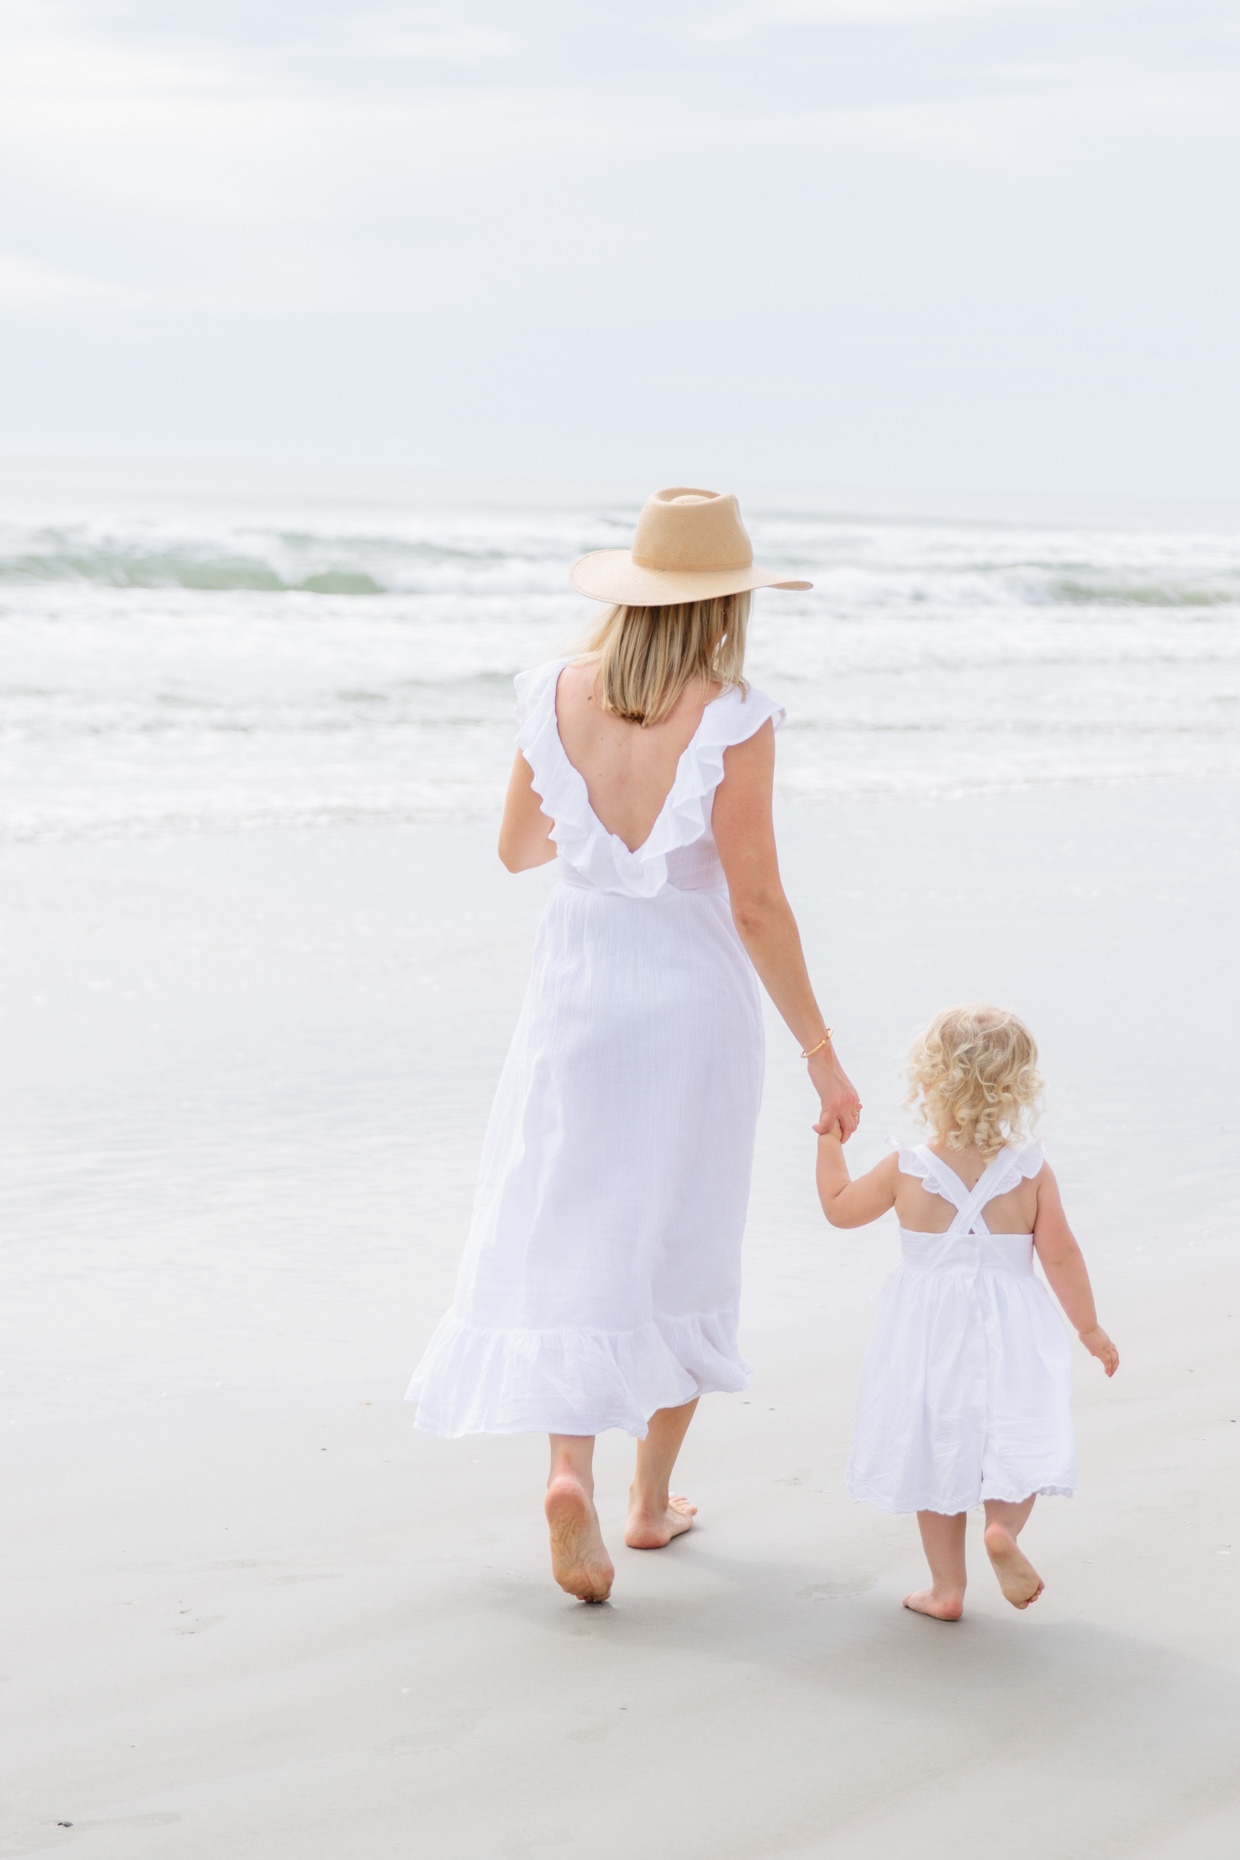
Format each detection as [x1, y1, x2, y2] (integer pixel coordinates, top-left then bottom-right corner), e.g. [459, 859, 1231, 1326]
[585, 593, 750, 727]
[905, 1003, 1043, 1160]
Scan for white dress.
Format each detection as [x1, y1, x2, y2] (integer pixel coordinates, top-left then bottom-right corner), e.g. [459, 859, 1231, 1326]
[407, 658, 785, 1439]
[847, 1143, 1076, 1515]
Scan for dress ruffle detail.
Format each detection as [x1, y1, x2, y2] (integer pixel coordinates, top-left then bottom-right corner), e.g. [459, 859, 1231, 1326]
[894, 1139, 1044, 1195]
[894, 1142, 933, 1182]
[407, 1307, 751, 1440]
[984, 1141, 1045, 1198]
[514, 659, 784, 899]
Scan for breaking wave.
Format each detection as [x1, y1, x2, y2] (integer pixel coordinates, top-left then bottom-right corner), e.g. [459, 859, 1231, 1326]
[1041, 576, 1239, 609]
[3, 520, 1238, 614]
[0, 525, 522, 594]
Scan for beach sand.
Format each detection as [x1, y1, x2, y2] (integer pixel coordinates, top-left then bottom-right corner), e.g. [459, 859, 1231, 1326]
[3, 780, 1238, 1858]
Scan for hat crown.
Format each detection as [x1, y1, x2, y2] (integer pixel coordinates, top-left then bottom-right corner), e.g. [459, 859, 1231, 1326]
[630, 486, 754, 575]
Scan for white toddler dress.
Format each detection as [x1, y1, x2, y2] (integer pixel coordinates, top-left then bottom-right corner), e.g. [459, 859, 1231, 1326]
[407, 658, 785, 1439]
[847, 1142, 1076, 1515]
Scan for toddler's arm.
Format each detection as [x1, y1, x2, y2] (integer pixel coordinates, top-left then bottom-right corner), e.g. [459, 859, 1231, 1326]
[816, 1127, 899, 1229]
[1032, 1168, 1119, 1376]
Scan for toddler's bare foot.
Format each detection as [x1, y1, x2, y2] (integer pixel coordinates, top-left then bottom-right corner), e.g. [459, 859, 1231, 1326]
[545, 1475, 614, 1602]
[984, 1522, 1044, 1608]
[624, 1491, 697, 1549]
[903, 1586, 964, 1621]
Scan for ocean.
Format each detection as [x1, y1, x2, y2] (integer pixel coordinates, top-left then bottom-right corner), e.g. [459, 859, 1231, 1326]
[3, 491, 1237, 1425]
[4, 496, 1239, 842]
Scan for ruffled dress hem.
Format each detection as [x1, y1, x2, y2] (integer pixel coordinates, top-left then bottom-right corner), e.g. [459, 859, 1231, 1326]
[846, 1477, 1076, 1517]
[407, 1306, 751, 1440]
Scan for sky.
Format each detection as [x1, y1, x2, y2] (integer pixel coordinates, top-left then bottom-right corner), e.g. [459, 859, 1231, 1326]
[2, 0, 1238, 509]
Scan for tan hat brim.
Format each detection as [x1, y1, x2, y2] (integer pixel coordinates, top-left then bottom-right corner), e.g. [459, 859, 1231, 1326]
[569, 550, 811, 606]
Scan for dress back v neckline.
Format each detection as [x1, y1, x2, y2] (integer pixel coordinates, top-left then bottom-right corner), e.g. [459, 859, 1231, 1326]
[512, 657, 785, 899]
[551, 664, 727, 856]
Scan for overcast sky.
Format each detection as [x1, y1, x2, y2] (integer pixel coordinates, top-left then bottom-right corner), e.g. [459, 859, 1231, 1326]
[2, 0, 1238, 507]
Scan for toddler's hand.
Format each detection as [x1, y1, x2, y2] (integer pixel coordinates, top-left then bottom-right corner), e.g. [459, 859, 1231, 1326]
[1079, 1325, 1119, 1377]
[814, 1116, 844, 1140]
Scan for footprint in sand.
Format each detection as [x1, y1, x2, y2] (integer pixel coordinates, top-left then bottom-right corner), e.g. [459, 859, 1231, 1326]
[171, 1614, 224, 1635]
[797, 1576, 876, 1600]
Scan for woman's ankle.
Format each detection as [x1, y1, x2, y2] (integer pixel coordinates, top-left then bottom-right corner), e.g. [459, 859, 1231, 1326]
[548, 1463, 593, 1495]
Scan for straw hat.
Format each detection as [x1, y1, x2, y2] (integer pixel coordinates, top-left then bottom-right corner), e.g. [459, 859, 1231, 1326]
[570, 487, 812, 606]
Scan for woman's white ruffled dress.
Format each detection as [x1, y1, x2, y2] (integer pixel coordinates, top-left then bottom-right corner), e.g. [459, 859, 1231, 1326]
[847, 1143, 1076, 1514]
[407, 659, 784, 1439]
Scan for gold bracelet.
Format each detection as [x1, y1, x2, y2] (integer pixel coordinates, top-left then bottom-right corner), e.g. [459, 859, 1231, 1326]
[800, 1028, 833, 1059]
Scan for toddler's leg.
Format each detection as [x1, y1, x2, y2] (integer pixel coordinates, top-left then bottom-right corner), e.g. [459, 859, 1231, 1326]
[905, 1511, 967, 1620]
[983, 1496, 1043, 1609]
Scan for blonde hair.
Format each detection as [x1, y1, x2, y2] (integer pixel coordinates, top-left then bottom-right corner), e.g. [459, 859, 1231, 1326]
[905, 1003, 1043, 1160]
[585, 593, 750, 727]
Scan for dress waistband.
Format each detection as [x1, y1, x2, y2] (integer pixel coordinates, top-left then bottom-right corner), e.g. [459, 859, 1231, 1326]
[898, 1229, 1035, 1276]
[558, 863, 727, 896]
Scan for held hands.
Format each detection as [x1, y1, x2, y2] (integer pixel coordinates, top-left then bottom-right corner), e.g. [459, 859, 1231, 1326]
[807, 1046, 861, 1142]
[1078, 1325, 1119, 1377]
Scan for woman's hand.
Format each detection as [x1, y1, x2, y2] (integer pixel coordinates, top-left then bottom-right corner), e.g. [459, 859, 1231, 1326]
[809, 1047, 861, 1141]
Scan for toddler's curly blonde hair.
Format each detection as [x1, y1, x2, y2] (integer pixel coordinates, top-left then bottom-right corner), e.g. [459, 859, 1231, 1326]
[905, 1003, 1043, 1160]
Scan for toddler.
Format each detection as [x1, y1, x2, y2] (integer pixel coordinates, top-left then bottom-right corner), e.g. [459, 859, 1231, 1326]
[816, 1003, 1118, 1619]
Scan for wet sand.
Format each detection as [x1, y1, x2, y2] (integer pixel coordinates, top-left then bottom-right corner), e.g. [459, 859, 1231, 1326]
[3, 780, 1239, 1858]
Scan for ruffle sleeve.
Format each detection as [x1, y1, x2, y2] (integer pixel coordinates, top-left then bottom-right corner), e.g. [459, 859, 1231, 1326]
[894, 1142, 934, 1183]
[985, 1141, 1046, 1198]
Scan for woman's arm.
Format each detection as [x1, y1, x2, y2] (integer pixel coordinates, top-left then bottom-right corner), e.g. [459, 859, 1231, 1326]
[497, 752, 557, 873]
[816, 1130, 899, 1227]
[713, 720, 861, 1138]
[1032, 1167, 1119, 1375]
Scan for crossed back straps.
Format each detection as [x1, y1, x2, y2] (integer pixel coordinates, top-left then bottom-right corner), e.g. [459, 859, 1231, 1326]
[910, 1145, 1020, 1238]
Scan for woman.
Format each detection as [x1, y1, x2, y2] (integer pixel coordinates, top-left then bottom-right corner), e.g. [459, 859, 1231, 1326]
[408, 487, 860, 1602]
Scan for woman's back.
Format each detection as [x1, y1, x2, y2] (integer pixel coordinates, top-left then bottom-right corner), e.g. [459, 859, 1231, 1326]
[554, 658, 722, 854]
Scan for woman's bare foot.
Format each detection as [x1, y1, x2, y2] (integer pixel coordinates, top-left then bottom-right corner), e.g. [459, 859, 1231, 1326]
[903, 1586, 964, 1621]
[545, 1476, 614, 1602]
[984, 1522, 1044, 1608]
[624, 1491, 697, 1549]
